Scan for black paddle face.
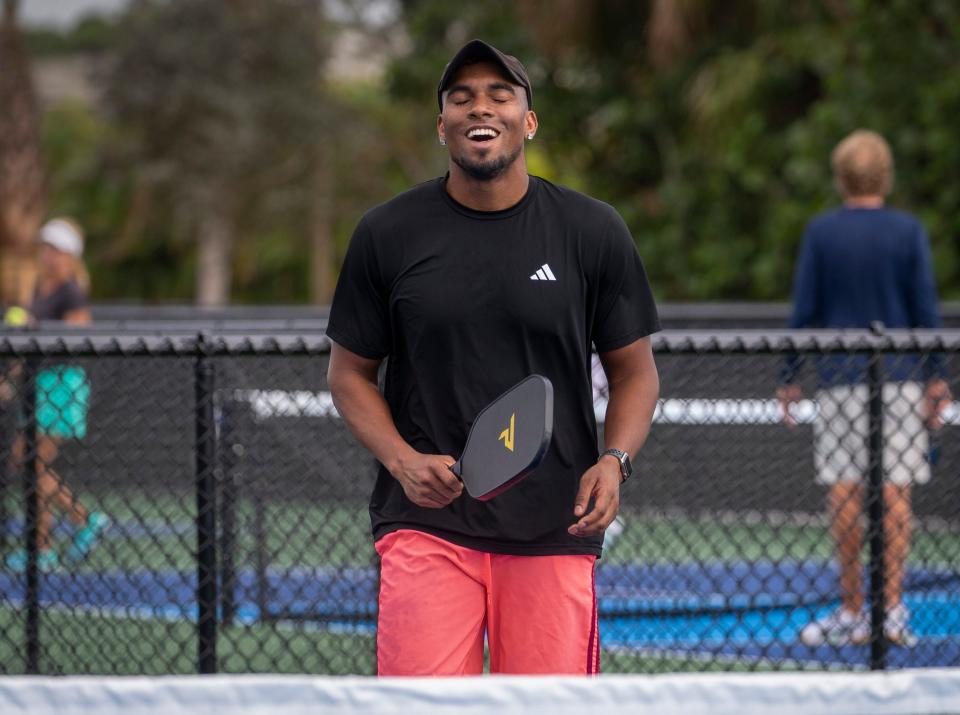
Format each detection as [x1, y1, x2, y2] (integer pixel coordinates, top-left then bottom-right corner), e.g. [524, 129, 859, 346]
[452, 375, 553, 501]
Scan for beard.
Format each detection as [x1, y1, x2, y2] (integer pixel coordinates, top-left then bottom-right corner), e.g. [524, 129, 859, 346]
[451, 143, 523, 181]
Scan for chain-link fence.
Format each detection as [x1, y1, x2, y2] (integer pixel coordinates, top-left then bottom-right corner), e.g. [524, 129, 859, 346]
[0, 327, 957, 675]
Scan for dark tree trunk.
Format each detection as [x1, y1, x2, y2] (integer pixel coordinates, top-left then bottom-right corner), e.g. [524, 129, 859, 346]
[0, 0, 46, 304]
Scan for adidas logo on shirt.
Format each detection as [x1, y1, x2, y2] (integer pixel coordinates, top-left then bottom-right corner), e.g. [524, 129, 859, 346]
[530, 263, 557, 281]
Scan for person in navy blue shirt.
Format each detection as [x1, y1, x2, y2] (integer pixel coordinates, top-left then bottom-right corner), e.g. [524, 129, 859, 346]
[778, 130, 951, 648]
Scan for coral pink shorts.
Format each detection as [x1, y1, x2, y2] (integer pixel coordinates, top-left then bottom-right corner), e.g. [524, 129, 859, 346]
[375, 529, 599, 676]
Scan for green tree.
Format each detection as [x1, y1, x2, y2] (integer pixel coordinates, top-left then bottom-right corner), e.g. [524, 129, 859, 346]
[101, 0, 332, 305]
[385, 0, 960, 301]
[29, 0, 960, 304]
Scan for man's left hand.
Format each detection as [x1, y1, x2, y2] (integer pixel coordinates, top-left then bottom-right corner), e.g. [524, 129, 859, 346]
[568, 457, 621, 537]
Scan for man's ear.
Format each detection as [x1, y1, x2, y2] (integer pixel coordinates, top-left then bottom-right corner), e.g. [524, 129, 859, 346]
[525, 110, 539, 138]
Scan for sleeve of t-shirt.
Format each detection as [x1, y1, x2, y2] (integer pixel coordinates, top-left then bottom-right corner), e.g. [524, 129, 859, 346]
[908, 223, 941, 329]
[592, 210, 660, 353]
[781, 225, 819, 384]
[787, 226, 819, 329]
[326, 217, 391, 360]
[908, 222, 944, 380]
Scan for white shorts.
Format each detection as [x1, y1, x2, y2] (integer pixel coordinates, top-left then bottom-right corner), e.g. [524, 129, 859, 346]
[813, 382, 930, 486]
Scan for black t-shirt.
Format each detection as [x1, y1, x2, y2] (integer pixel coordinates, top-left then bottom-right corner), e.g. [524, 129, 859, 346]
[327, 176, 659, 556]
[31, 279, 87, 321]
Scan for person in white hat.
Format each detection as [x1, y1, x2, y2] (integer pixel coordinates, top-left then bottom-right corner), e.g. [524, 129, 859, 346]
[4, 218, 108, 573]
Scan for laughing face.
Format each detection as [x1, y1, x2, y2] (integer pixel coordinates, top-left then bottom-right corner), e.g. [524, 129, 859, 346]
[438, 61, 537, 182]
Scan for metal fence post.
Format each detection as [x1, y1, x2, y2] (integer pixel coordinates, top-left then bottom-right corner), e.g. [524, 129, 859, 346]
[253, 494, 270, 622]
[21, 358, 40, 674]
[867, 351, 887, 670]
[0, 399, 9, 554]
[194, 335, 218, 674]
[218, 397, 240, 627]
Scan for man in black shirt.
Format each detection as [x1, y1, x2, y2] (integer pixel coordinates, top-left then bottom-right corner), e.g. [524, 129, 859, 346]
[327, 40, 660, 675]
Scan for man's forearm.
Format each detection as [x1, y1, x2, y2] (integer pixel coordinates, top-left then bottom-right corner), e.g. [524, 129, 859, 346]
[329, 372, 416, 475]
[602, 370, 659, 458]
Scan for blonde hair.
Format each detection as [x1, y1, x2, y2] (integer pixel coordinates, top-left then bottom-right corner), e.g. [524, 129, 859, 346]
[47, 217, 91, 294]
[831, 130, 894, 198]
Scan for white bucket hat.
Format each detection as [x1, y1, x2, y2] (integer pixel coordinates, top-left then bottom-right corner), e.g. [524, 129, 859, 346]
[39, 219, 84, 257]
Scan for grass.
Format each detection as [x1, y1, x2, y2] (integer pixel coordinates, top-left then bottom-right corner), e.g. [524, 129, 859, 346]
[5, 489, 958, 574]
[2, 605, 790, 675]
[606, 506, 960, 568]
[0, 606, 376, 675]
[6, 491, 958, 574]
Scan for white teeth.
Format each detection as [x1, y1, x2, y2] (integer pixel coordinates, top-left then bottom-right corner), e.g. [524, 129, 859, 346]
[467, 128, 499, 139]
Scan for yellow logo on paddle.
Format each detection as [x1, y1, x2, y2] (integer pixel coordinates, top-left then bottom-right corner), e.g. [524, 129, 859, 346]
[499, 413, 515, 452]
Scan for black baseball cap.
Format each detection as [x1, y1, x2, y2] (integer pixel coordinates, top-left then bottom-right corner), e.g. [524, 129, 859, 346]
[437, 39, 533, 111]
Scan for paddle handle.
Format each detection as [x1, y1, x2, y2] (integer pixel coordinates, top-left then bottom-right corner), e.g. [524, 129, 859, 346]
[449, 461, 462, 479]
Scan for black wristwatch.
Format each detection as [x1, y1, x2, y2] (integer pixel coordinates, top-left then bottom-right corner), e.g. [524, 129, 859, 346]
[601, 448, 632, 483]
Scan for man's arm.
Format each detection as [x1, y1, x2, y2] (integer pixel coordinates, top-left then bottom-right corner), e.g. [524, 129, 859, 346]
[63, 308, 92, 325]
[788, 229, 818, 331]
[778, 228, 818, 422]
[569, 336, 659, 537]
[908, 225, 952, 427]
[327, 341, 462, 508]
[909, 224, 941, 330]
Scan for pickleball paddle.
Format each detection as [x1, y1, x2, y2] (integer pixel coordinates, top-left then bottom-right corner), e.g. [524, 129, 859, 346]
[450, 374, 554, 501]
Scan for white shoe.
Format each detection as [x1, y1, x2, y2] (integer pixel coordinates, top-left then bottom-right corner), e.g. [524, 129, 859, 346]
[800, 608, 869, 646]
[885, 603, 918, 647]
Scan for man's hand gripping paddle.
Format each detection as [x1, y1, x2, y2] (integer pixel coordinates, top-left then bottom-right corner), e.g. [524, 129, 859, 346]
[450, 375, 553, 501]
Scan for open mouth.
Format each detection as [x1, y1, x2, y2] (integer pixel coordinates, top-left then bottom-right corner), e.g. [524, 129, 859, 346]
[466, 127, 500, 143]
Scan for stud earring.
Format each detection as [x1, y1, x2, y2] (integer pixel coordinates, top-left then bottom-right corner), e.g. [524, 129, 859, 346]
[439, 137, 447, 145]
[526, 133, 534, 140]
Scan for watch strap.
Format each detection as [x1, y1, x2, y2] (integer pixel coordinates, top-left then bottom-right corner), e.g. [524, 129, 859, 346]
[601, 448, 631, 482]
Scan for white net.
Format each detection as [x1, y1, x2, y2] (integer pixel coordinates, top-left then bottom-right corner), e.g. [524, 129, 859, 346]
[2, 670, 959, 715]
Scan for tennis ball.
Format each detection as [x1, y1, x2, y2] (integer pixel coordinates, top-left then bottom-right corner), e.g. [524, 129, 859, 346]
[4, 306, 29, 326]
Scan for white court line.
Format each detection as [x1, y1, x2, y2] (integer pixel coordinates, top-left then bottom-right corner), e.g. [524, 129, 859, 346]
[235, 390, 960, 426]
[235, 389, 339, 420]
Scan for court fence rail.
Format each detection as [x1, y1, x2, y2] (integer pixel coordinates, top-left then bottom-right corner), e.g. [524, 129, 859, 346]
[0, 326, 958, 675]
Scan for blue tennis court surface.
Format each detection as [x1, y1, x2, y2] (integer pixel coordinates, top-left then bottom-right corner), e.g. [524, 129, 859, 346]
[3, 557, 958, 668]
